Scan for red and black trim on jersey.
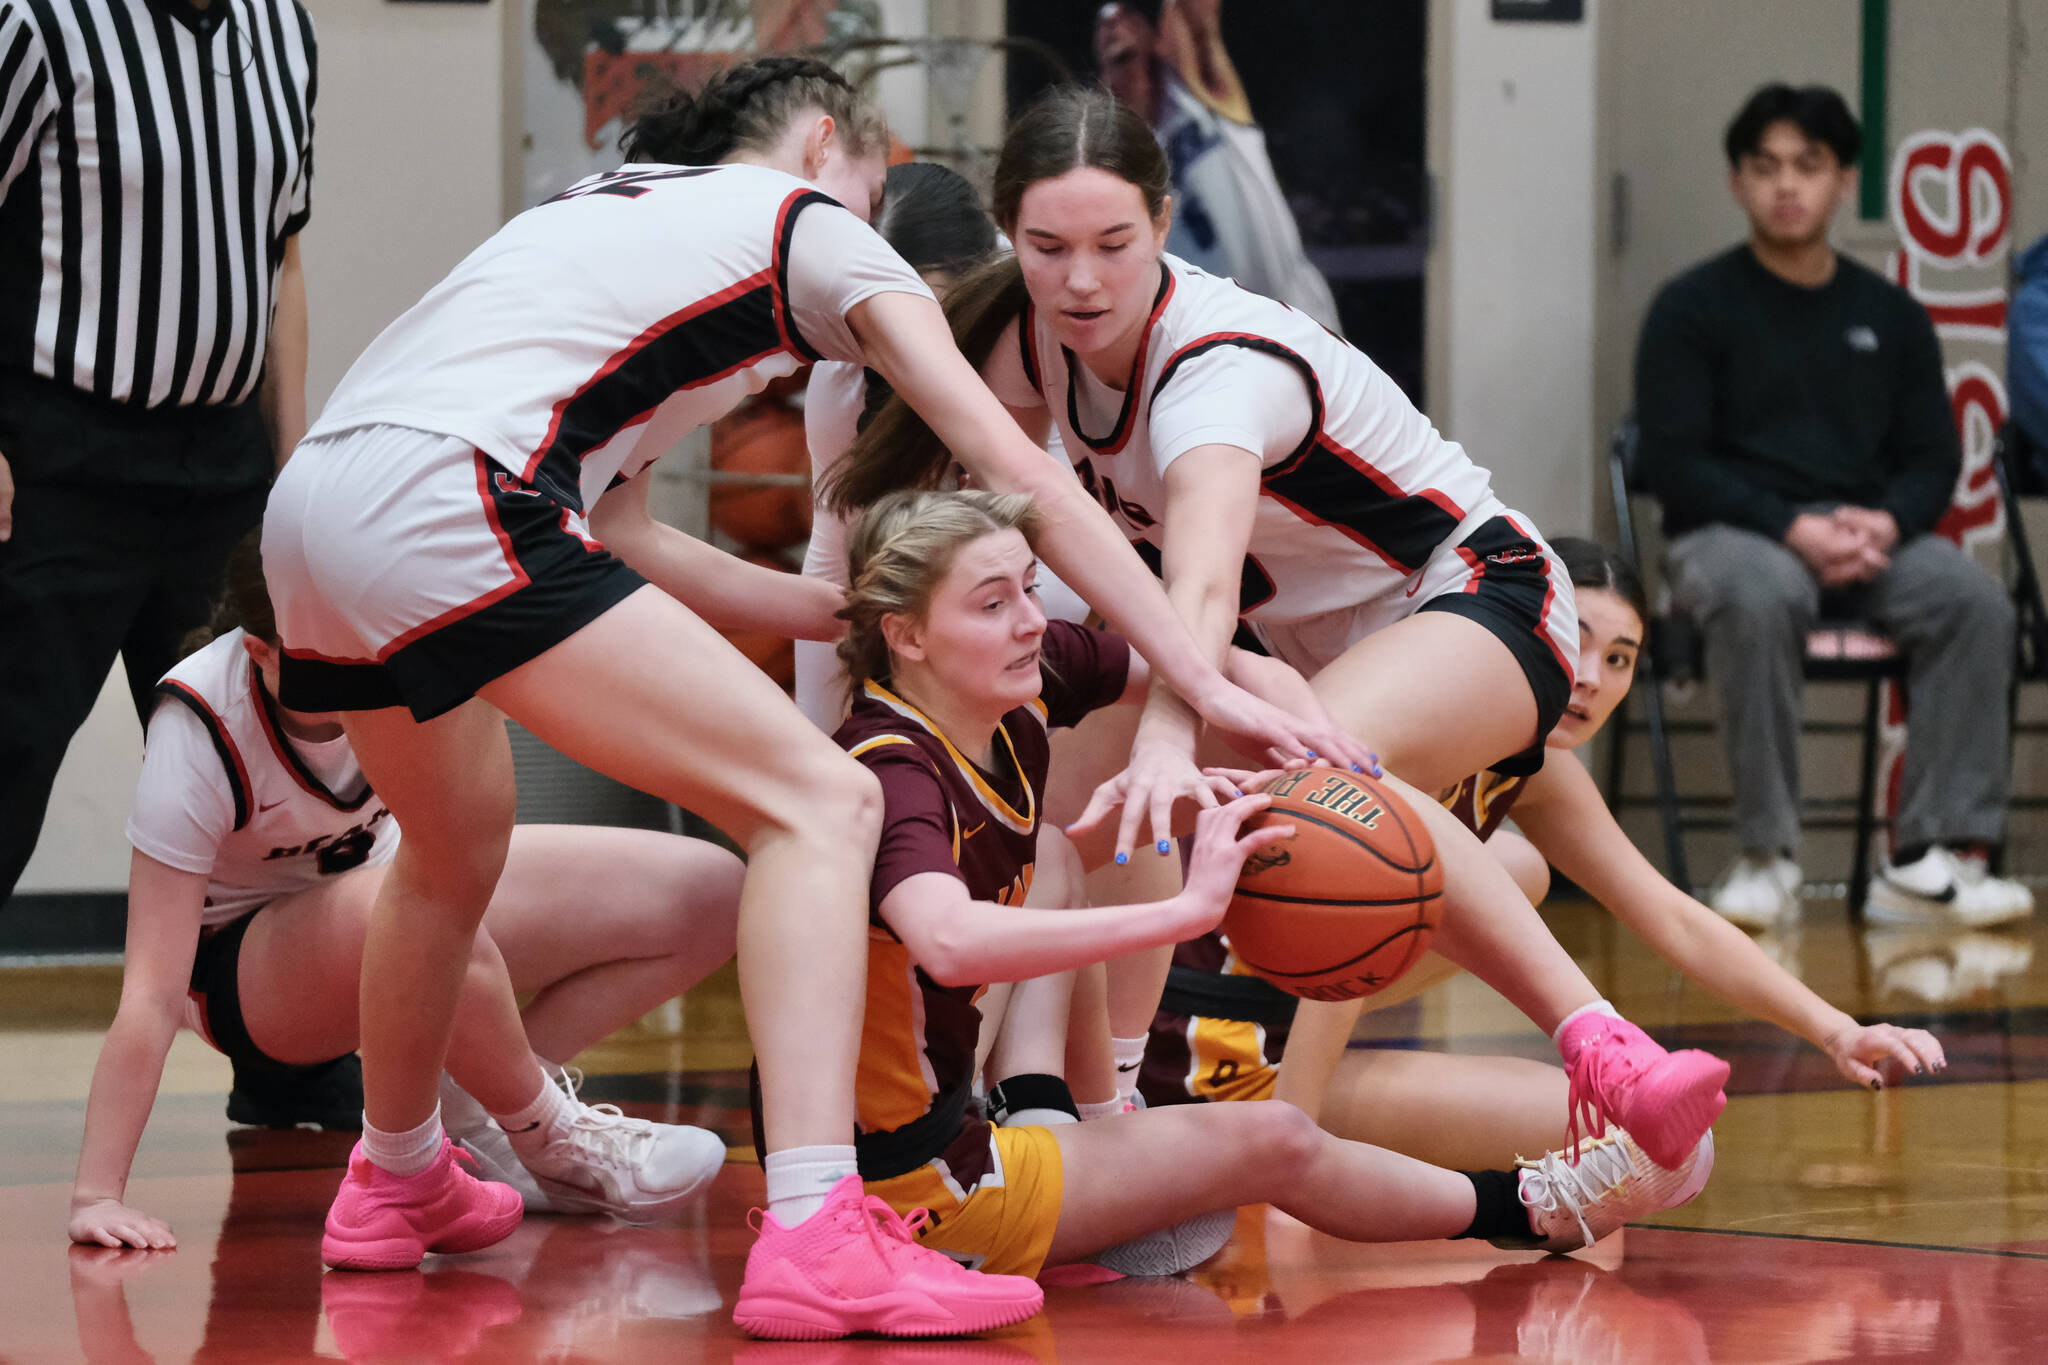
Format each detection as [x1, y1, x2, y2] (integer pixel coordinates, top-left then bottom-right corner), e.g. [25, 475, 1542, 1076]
[1150, 332, 1466, 576]
[249, 663, 377, 812]
[277, 454, 644, 722]
[153, 682, 254, 831]
[517, 185, 837, 504]
[1064, 264, 1176, 455]
[1414, 513, 1573, 777]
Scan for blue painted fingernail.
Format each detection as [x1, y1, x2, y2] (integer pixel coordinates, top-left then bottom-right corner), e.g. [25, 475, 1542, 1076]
[1351, 763, 1363, 773]
[1233, 787, 1245, 797]
[1305, 750, 1317, 759]
[1115, 852, 1129, 865]
[1157, 840, 1172, 855]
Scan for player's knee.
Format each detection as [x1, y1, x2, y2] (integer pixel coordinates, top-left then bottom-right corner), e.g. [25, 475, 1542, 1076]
[1240, 1099, 1324, 1169]
[808, 757, 884, 846]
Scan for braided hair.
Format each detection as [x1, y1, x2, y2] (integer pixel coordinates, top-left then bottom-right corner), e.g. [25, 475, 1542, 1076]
[621, 55, 888, 167]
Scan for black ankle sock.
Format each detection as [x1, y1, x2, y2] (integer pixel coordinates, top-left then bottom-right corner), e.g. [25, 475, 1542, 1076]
[1453, 1169, 1530, 1241]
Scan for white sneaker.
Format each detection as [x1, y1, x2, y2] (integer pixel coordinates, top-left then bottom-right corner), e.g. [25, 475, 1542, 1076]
[1867, 846, 2035, 928]
[1709, 854, 1801, 929]
[1092, 1207, 1238, 1276]
[439, 1074, 551, 1212]
[510, 1067, 727, 1223]
[1496, 1127, 1714, 1253]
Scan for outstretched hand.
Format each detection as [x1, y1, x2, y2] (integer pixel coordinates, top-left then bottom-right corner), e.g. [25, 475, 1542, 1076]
[1192, 678, 1379, 775]
[1173, 792, 1293, 932]
[1823, 1020, 1946, 1090]
[1065, 739, 1243, 864]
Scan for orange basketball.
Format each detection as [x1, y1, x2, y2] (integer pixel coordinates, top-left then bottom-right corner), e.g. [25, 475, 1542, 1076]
[709, 398, 811, 551]
[1222, 768, 1444, 1001]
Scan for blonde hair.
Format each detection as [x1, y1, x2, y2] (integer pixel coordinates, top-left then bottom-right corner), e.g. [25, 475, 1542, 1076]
[838, 489, 1041, 693]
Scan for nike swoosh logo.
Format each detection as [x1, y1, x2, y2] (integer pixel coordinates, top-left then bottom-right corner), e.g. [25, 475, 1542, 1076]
[962, 822, 987, 840]
[505, 1120, 542, 1134]
[258, 799, 287, 812]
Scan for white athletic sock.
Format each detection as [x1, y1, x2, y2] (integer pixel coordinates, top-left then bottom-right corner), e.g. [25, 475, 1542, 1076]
[490, 1063, 574, 1152]
[437, 1074, 492, 1138]
[764, 1144, 858, 1227]
[1111, 1035, 1148, 1102]
[1077, 1096, 1127, 1121]
[1551, 999, 1624, 1048]
[1001, 1108, 1077, 1128]
[361, 1105, 445, 1178]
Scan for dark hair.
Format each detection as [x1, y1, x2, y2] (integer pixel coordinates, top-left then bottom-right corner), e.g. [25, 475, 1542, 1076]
[854, 163, 1000, 436]
[620, 55, 887, 166]
[874, 162, 997, 278]
[1551, 536, 1648, 624]
[181, 530, 276, 656]
[823, 86, 1169, 513]
[1724, 84, 1860, 168]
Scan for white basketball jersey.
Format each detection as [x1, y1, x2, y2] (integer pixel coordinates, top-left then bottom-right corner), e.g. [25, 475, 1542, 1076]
[304, 163, 931, 512]
[998, 255, 1502, 624]
[128, 631, 398, 927]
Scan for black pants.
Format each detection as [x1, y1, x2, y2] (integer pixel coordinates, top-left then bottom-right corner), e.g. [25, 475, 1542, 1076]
[0, 370, 271, 903]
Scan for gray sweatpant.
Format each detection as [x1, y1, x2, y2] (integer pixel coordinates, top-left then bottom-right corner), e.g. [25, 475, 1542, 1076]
[1667, 523, 2014, 855]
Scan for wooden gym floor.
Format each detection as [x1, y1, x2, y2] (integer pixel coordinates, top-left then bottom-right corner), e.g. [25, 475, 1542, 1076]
[5, 897, 2048, 1363]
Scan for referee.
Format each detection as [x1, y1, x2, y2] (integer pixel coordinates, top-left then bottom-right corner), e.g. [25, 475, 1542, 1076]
[0, 2, 338, 1121]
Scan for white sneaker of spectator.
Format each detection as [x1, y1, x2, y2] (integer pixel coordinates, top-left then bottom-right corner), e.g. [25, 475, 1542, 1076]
[1867, 846, 2035, 928]
[1708, 853, 1801, 929]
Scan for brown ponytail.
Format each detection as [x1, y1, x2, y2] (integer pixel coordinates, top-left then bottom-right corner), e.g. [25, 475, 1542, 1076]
[820, 253, 1031, 515]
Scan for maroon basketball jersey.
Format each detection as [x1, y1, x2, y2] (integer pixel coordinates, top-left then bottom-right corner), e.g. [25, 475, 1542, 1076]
[832, 620, 1129, 1180]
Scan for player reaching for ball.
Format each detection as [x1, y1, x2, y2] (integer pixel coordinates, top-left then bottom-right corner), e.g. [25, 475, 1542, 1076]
[1144, 538, 1947, 1171]
[830, 83, 1730, 1177]
[260, 58, 1363, 1339]
[753, 488, 1710, 1313]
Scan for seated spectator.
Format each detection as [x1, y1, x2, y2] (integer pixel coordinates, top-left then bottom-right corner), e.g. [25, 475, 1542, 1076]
[2012, 231, 2048, 481]
[1635, 83, 2029, 929]
[1093, 0, 1341, 332]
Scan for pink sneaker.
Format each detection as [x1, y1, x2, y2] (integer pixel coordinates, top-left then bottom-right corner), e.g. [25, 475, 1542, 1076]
[732, 1174, 1044, 1340]
[1557, 1013, 1729, 1169]
[321, 1138, 525, 1270]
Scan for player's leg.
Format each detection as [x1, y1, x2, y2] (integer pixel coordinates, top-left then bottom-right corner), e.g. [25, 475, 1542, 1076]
[1043, 1101, 1487, 1264]
[1487, 828, 1552, 905]
[1307, 611, 1538, 794]
[983, 827, 1087, 1092]
[1319, 1050, 1571, 1170]
[480, 825, 746, 1061]
[474, 586, 1038, 1334]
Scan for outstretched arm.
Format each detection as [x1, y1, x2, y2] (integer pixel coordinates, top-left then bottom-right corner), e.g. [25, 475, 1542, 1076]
[70, 853, 211, 1248]
[845, 290, 1374, 776]
[1514, 757, 1945, 1087]
[881, 796, 1287, 988]
[591, 474, 844, 642]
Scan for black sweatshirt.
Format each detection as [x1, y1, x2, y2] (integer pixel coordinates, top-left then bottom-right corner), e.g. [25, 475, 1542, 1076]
[1633, 245, 1960, 542]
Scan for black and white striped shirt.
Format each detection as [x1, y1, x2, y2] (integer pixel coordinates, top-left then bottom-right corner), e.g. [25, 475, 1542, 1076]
[0, 0, 315, 409]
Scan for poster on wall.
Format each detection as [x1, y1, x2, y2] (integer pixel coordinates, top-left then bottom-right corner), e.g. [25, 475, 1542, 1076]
[522, 0, 885, 208]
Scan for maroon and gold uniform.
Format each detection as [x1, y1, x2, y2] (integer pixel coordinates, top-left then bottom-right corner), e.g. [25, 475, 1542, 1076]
[1141, 766, 1531, 1108]
[836, 619, 1129, 1274]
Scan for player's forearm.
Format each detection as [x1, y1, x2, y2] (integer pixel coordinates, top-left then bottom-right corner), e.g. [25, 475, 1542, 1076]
[72, 1004, 182, 1205]
[1134, 558, 1240, 747]
[1650, 899, 1856, 1050]
[915, 895, 1206, 989]
[615, 519, 843, 641]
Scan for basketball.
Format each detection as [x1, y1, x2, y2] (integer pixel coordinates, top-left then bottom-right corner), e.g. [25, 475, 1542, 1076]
[1222, 768, 1444, 1002]
[708, 398, 812, 551]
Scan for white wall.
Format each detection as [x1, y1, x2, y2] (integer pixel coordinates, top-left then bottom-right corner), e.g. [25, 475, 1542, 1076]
[1425, 0, 1600, 541]
[17, 0, 515, 896]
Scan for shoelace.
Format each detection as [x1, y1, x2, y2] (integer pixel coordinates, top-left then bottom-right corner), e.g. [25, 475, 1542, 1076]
[549, 1066, 660, 1171]
[1517, 1136, 1634, 1248]
[1562, 1032, 1646, 1161]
